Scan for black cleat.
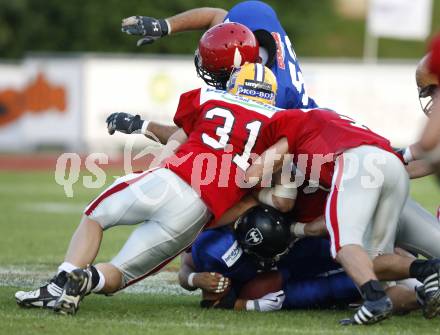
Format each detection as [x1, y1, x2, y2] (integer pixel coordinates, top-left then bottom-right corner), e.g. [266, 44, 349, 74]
[15, 274, 66, 309]
[54, 268, 92, 315]
[340, 296, 393, 325]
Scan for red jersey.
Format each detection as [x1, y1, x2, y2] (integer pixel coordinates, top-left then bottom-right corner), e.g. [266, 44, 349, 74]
[290, 185, 328, 223]
[266, 108, 403, 188]
[166, 88, 288, 221]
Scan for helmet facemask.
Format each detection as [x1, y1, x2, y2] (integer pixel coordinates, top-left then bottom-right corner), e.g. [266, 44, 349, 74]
[194, 22, 260, 90]
[194, 49, 230, 89]
[419, 84, 438, 116]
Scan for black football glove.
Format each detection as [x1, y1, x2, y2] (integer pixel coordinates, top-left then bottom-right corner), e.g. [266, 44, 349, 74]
[121, 16, 169, 46]
[106, 112, 145, 135]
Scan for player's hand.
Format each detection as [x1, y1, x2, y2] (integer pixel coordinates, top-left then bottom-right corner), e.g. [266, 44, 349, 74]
[121, 16, 169, 46]
[193, 272, 230, 293]
[250, 290, 285, 312]
[106, 112, 145, 135]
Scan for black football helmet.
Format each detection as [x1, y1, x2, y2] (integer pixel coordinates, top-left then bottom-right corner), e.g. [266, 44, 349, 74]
[234, 205, 293, 270]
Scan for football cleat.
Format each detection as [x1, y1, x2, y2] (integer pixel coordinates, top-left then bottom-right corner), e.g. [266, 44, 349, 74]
[340, 296, 393, 325]
[54, 268, 92, 315]
[420, 270, 440, 319]
[15, 274, 66, 309]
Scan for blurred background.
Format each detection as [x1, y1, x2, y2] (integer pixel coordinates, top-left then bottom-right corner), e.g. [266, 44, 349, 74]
[0, 0, 439, 300]
[0, 0, 439, 155]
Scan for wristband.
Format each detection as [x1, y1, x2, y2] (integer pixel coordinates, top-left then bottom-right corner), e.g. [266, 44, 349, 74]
[293, 222, 306, 238]
[164, 19, 172, 35]
[187, 272, 196, 288]
[403, 147, 414, 163]
[273, 183, 297, 199]
[141, 120, 150, 135]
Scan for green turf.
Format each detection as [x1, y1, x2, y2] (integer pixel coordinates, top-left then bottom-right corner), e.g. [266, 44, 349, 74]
[2, 287, 440, 335]
[0, 171, 439, 334]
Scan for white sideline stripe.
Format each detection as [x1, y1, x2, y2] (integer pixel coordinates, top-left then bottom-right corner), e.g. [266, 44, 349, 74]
[0, 266, 196, 296]
[19, 202, 87, 214]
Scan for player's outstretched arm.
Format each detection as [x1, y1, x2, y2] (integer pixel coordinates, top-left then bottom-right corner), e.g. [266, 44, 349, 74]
[393, 143, 434, 178]
[145, 121, 179, 145]
[257, 171, 297, 213]
[122, 8, 227, 46]
[245, 137, 290, 184]
[148, 127, 187, 168]
[166, 8, 227, 33]
[106, 112, 178, 144]
[215, 194, 258, 227]
[290, 216, 327, 239]
[178, 252, 230, 293]
[405, 159, 434, 178]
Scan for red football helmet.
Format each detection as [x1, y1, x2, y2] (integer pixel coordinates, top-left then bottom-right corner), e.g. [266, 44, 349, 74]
[195, 22, 259, 88]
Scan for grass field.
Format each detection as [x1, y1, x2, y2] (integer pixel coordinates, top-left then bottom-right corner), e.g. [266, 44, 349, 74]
[1, 170, 440, 335]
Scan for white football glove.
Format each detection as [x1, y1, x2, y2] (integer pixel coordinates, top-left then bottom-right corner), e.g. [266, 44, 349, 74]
[246, 290, 285, 312]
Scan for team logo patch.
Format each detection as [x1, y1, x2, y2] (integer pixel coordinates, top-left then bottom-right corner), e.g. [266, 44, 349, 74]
[221, 241, 243, 267]
[245, 228, 264, 245]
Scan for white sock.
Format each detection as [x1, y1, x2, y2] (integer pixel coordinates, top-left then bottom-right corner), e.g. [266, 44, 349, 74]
[92, 268, 106, 293]
[58, 261, 77, 274]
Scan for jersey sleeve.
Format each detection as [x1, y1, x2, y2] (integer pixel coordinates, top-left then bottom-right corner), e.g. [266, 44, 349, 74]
[261, 110, 302, 151]
[224, 1, 280, 33]
[173, 88, 202, 135]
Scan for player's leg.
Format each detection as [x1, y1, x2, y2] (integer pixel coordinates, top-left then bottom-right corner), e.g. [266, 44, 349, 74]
[325, 150, 382, 285]
[396, 197, 440, 258]
[370, 181, 440, 318]
[282, 271, 360, 310]
[14, 171, 153, 309]
[327, 146, 408, 325]
[63, 217, 103, 268]
[15, 168, 184, 309]
[54, 168, 210, 314]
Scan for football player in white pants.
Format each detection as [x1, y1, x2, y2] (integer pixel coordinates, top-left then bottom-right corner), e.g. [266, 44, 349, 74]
[115, 3, 440, 268]
[15, 63, 293, 315]
[244, 107, 440, 325]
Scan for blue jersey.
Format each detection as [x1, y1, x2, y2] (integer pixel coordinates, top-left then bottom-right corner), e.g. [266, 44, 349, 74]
[224, 1, 318, 110]
[191, 228, 360, 308]
[192, 226, 258, 290]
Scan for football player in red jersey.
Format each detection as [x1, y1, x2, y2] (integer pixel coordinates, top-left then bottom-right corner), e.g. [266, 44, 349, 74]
[108, 22, 261, 144]
[245, 108, 440, 324]
[15, 63, 293, 315]
[111, 14, 440, 262]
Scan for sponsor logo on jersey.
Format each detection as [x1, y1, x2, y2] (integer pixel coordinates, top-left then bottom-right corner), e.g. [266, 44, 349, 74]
[245, 228, 264, 245]
[221, 240, 243, 267]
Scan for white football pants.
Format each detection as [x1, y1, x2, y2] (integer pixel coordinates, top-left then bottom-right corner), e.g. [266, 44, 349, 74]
[325, 145, 409, 258]
[85, 168, 211, 287]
